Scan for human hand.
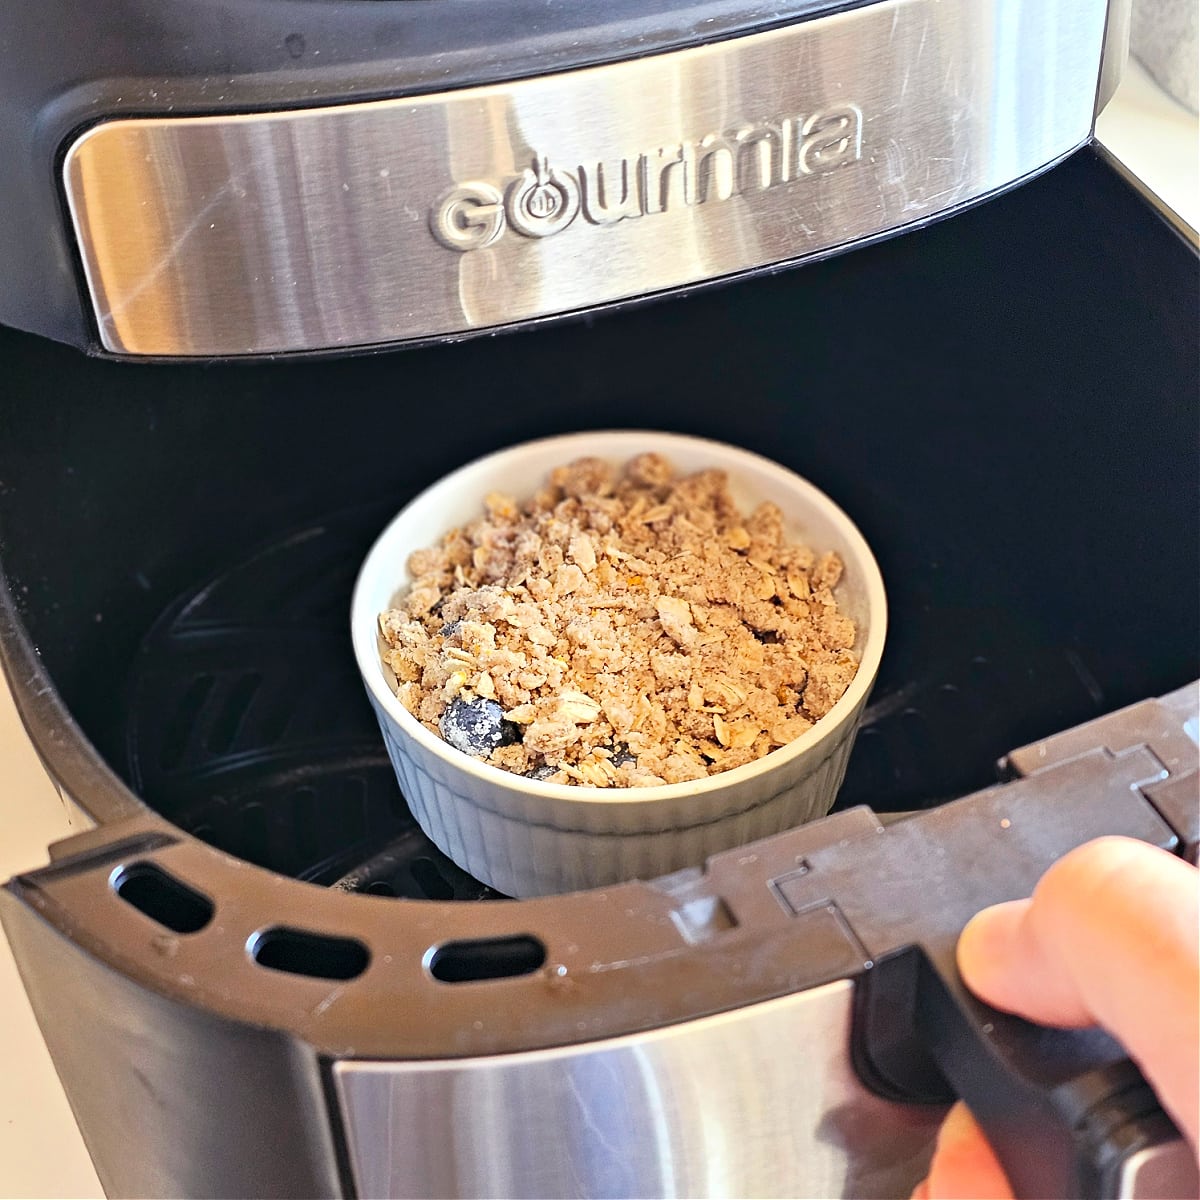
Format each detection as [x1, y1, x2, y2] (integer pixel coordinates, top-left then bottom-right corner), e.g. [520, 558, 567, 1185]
[912, 836, 1200, 1199]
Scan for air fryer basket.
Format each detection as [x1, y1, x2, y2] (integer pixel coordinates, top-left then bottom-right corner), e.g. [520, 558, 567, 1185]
[4, 150, 1195, 881]
[0, 148, 1197, 1198]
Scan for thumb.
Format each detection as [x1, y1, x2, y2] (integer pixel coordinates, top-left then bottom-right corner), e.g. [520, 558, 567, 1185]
[911, 1102, 1013, 1200]
[958, 837, 1200, 1149]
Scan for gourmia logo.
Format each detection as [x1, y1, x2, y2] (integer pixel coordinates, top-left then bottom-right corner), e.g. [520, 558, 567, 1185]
[430, 105, 863, 251]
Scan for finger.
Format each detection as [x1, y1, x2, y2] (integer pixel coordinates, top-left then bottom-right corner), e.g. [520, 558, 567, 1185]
[959, 898, 1093, 1026]
[958, 837, 1200, 1149]
[912, 1102, 1013, 1200]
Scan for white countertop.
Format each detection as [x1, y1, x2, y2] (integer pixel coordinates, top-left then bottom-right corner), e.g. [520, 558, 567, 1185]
[1, 59, 1196, 1200]
[1096, 57, 1200, 232]
[0, 673, 102, 1197]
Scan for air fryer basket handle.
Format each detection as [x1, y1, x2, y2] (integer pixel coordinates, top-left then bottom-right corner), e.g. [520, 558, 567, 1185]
[823, 687, 1200, 1199]
[910, 685, 1200, 1198]
[912, 946, 1195, 1199]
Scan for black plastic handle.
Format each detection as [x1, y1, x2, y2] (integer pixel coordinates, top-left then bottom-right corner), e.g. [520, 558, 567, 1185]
[778, 695, 1200, 1199]
[912, 947, 1192, 1199]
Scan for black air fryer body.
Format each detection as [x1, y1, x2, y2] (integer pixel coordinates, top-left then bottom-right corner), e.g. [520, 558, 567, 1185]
[0, 0, 1197, 1196]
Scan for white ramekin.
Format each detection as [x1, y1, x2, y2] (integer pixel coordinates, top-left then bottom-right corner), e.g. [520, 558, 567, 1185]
[351, 431, 886, 897]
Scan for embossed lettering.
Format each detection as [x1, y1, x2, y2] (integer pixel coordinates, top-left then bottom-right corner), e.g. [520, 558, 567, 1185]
[431, 182, 506, 251]
[505, 158, 581, 238]
[735, 123, 788, 192]
[797, 106, 863, 175]
[579, 160, 643, 225]
[686, 134, 736, 204]
[430, 103, 864, 250]
[640, 145, 686, 215]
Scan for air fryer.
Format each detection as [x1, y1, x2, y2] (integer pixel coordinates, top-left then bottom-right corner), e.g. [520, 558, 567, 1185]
[0, 0, 1197, 1197]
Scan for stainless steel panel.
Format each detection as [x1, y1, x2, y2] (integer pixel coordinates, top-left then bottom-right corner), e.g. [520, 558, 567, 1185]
[64, 0, 1109, 356]
[1097, 0, 1132, 112]
[333, 980, 944, 1199]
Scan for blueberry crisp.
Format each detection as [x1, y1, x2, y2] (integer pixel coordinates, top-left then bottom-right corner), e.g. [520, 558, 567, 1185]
[378, 454, 859, 787]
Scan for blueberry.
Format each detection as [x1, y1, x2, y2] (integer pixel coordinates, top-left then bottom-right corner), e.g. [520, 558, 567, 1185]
[610, 743, 637, 768]
[439, 697, 520, 757]
[525, 763, 559, 782]
[440, 619, 463, 639]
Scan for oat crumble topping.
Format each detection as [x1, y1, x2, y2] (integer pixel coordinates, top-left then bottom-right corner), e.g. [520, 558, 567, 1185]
[379, 454, 859, 787]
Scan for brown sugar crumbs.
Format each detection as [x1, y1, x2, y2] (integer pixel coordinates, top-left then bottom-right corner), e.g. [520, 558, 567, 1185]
[379, 454, 859, 787]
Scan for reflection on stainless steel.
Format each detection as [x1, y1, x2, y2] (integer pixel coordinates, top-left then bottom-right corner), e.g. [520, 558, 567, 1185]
[63, 0, 1109, 356]
[1097, 0, 1133, 112]
[334, 980, 944, 1199]
[1118, 1136, 1200, 1199]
